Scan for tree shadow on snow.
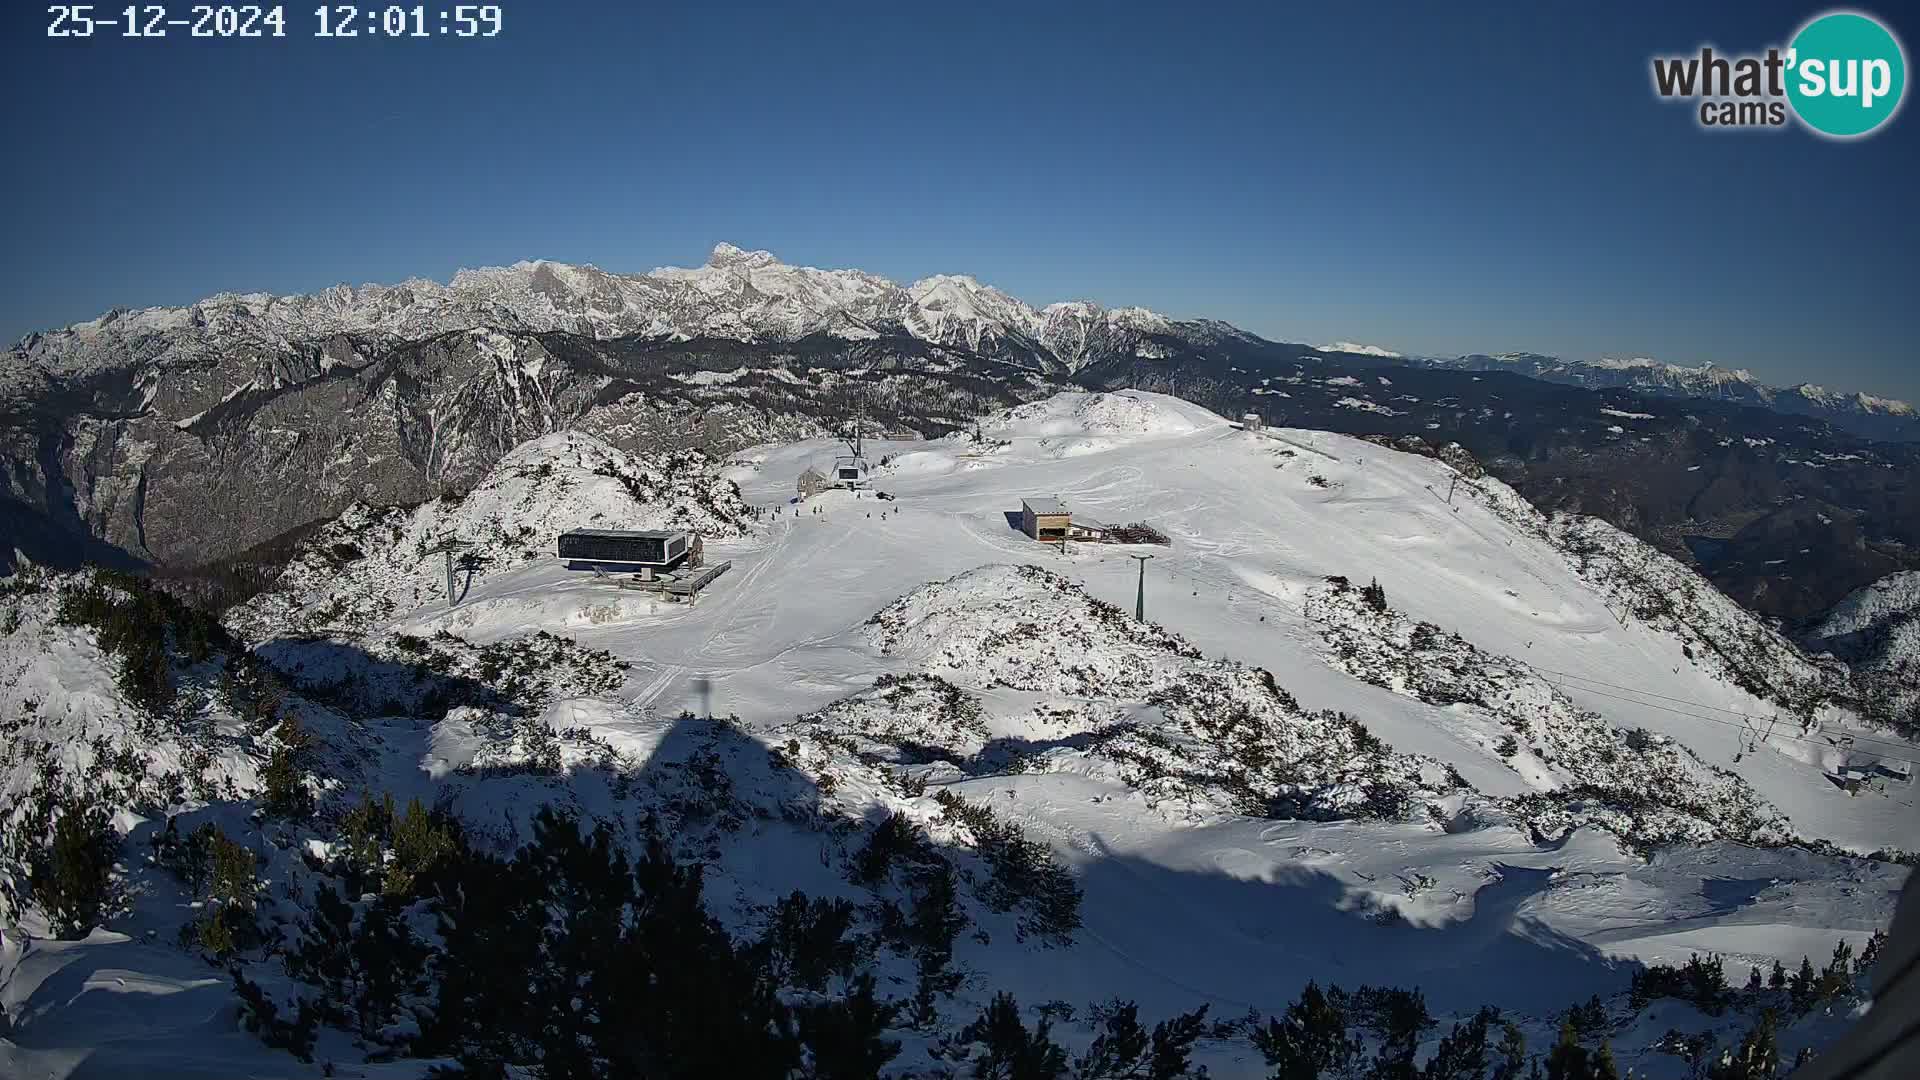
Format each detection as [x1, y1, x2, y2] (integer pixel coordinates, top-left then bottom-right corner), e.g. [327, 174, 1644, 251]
[252, 636, 522, 718]
[9, 631, 1658, 1077]
[1065, 847, 1634, 1019]
[605, 711, 1642, 1023]
[555, 713, 1642, 1022]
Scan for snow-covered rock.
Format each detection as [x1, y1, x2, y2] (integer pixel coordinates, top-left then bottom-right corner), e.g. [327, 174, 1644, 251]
[7, 245, 1201, 391]
[1805, 572, 1920, 735]
[228, 430, 750, 639]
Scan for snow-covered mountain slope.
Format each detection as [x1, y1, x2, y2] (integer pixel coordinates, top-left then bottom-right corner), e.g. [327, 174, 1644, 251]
[1804, 572, 1920, 735]
[0, 244, 1155, 574]
[708, 392, 1912, 851]
[6, 244, 1196, 392]
[1302, 578, 1791, 849]
[2, 391, 1913, 1078]
[1318, 342, 1403, 358]
[1809, 572, 1920, 654]
[852, 564, 1458, 822]
[226, 431, 750, 640]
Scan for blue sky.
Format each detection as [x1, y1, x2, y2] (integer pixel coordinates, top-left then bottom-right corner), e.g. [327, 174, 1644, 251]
[4, 2, 1916, 400]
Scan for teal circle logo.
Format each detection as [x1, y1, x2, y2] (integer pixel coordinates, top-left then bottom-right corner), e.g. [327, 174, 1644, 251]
[1786, 11, 1907, 137]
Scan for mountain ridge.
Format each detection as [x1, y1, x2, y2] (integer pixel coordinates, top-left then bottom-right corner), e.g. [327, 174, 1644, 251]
[6, 244, 1201, 386]
[1414, 351, 1916, 439]
[6, 245, 1919, 634]
[14, 245, 1912, 441]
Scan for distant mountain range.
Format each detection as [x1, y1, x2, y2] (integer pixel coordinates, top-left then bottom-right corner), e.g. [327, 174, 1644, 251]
[4, 243, 1917, 626]
[1404, 352, 1917, 442]
[3, 243, 1226, 395]
[11, 244, 1912, 441]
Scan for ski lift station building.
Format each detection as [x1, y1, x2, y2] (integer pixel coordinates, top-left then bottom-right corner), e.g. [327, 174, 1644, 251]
[833, 454, 871, 487]
[1021, 498, 1072, 543]
[557, 529, 701, 577]
[1021, 497, 1116, 543]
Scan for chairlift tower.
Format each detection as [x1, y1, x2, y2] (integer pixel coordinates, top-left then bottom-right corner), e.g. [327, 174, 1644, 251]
[1129, 553, 1155, 622]
[424, 539, 476, 609]
[834, 413, 873, 488]
[842, 414, 866, 461]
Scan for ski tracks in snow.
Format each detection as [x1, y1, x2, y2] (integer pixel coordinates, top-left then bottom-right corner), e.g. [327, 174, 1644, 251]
[632, 662, 687, 711]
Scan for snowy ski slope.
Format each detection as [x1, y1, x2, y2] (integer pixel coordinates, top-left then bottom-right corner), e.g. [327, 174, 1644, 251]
[2, 390, 1911, 1078]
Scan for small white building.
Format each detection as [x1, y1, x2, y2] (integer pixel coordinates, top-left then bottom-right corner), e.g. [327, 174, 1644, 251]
[797, 467, 832, 499]
[1241, 412, 1264, 431]
[1067, 517, 1110, 541]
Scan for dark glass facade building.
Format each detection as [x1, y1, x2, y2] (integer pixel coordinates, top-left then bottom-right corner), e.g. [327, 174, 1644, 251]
[557, 529, 691, 568]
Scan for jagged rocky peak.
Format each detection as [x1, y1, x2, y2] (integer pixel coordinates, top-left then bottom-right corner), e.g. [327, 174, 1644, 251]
[706, 241, 782, 269]
[10, 243, 1195, 379]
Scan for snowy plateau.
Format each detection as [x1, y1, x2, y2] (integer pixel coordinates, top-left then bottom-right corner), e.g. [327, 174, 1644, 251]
[0, 390, 1913, 1079]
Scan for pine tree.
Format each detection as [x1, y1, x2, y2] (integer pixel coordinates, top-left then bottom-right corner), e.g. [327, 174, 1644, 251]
[908, 862, 967, 1028]
[339, 791, 393, 893]
[150, 817, 214, 895]
[1359, 985, 1435, 1077]
[183, 821, 216, 897]
[209, 830, 256, 907]
[1073, 999, 1209, 1080]
[386, 796, 457, 899]
[1853, 929, 1887, 978]
[959, 992, 1067, 1080]
[1788, 956, 1816, 1011]
[597, 820, 799, 1078]
[1543, 1019, 1620, 1080]
[1708, 1009, 1779, 1080]
[419, 842, 545, 1068]
[261, 746, 310, 819]
[348, 895, 427, 1039]
[1423, 1007, 1496, 1080]
[760, 891, 859, 992]
[795, 973, 902, 1080]
[1253, 982, 1358, 1080]
[1816, 940, 1854, 1002]
[1683, 953, 1730, 1014]
[288, 882, 355, 1024]
[232, 967, 318, 1064]
[1361, 578, 1389, 614]
[291, 884, 425, 1040]
[30, 797, 118, 939]
[1490, 1020, 1529, 1080]
[1565, 995, 1607, 1038]
[1768, 959, 1787, 991]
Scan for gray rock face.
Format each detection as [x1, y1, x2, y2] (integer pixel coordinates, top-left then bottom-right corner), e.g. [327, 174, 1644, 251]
[0, 327, 1068, 573]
